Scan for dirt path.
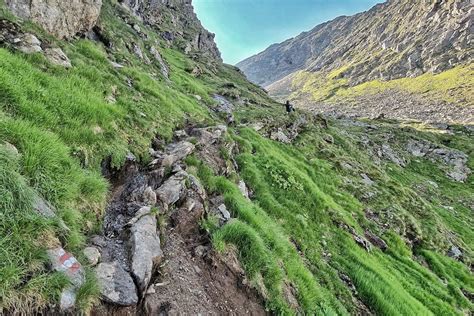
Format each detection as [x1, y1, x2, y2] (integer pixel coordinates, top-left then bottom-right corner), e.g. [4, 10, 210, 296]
[92, 126, 266, 315]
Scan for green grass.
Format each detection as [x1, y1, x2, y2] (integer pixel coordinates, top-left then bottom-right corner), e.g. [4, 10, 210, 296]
[1, 0, 473, 314]
[188, 119, 473, 314]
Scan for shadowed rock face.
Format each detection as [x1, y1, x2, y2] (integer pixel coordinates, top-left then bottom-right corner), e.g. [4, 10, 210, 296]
[237, 0, 473, 88]
[5, 0, 102, 39]
[119, 0, 222, 61]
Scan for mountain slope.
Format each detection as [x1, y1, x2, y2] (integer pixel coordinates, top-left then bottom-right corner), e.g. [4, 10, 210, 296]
[237, 0, 473, 122]
[0, 0, 473, 315]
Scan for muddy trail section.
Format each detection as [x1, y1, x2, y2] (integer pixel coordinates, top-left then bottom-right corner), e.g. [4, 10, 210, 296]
[89, 125, 266, 315]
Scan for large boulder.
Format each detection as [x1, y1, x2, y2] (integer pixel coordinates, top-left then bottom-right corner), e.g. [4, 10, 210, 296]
[6, 0, 102, 39]
[95, 262, 138, 306]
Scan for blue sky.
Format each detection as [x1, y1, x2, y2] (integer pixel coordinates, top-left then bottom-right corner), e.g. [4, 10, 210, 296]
[194, 0, 383, 65]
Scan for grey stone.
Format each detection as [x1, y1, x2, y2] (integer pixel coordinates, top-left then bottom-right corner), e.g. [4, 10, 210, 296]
[360, 174, 374, 186]
[44, 47, 72, 68]
[150, 46, 169, 78]
[143, 186, 157, 206]
[95, 262, 138, 306]
[6, 0, 102, 39]
[17, 33, 42, 54]
[161, 141, 195, 168]
[447, 246, 462, 259]
[130, 206, 162, 292]
[217, 204, 231, 221]
[238, 180, 249, 199]
[83, 246, 101, 266]
[270, 129, 291, 144]
[110, 61, 124, 68]
[156, 171, 188, 207]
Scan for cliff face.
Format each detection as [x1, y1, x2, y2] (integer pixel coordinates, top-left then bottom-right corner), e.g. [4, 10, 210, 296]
[4, 0, 221, 61]
[5, 0, 102, 39]
[118, 0, 222, 61]
[237, 0, 473, 88]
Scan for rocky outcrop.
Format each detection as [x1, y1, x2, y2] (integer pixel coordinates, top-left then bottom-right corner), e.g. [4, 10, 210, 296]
[118, 0, 221, 61]
[5, 0, 102, 39]
[237, 0, 473, 87]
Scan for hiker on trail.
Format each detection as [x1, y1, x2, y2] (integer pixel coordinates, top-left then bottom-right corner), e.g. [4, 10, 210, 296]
[285, 100, 294, 113]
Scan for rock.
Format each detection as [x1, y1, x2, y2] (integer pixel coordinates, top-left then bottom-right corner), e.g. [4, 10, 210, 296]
[353, 234, 371, 252]
[379, 144, 406, 167]
[238, 180, 249, 199]
[17, 33, 42, 54]
[360, 173, 374, 186]
[364, 231, 388, 251]
[6, 0, 102, 39]
[406, 139, 432, 157]
[270, 129, 291, 144]
[161, 141, 195, 168]
[110, 61, 124, 68]
[95, 262, 138, 306]
[83, 246, 101, 266]
[156, 171, 188, 208]
[143, 186, 157, 206]
[213, 94, 234, 113]
[191, 125, 227, 145]
[47, 247, 85, 310]
[130, 206, 163, 292]
[44, 47, 72, 68]
[174, 129, 188, 139]
[150, 46, 169, 79]
[322, 134, 334, 144]
[447, 246, 462, 260]
[188, 174, 206, 199]
[3, 141, 19, 156]
[217, 204, 231, 221]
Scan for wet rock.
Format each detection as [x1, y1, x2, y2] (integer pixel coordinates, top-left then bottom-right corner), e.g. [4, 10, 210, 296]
[364, 231, 388, 251]
[47, 247, 85, 310]
[83, 246, 101, 266]
[17, 33, 42, 54]
[156, 171, 188, 208]
[95, 262, 138, 306]
[130, 206, 163, 292]
[44, 47, 72, 68]
[161, 141, 195, 168]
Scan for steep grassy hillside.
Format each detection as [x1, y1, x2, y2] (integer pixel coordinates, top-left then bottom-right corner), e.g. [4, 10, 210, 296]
[0, 0, 473, 314]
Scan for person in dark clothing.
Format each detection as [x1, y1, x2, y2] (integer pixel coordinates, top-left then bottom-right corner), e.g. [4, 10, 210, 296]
[285, 100, 294, 113]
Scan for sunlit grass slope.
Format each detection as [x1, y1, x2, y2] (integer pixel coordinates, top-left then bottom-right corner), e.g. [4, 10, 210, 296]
[289, 65, 474, 105]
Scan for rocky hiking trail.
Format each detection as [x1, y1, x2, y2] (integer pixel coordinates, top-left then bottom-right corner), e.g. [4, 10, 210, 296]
[86, 124, 266, 315]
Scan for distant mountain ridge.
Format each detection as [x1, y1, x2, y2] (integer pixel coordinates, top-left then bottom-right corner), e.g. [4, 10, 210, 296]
[237, 0, 473, 89]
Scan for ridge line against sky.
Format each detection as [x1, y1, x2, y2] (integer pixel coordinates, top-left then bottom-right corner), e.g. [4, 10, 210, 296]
[194, 0, 383, 65]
